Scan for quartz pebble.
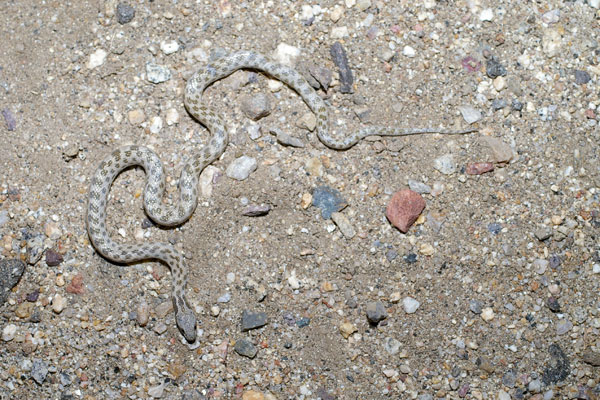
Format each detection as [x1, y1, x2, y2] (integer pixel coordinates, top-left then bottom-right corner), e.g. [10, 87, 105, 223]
[87, 49, 107, 69]
[433, 154, 457, 175]
[402, 297, 420, 314]
[340, 321, 357, 338]
[160, 40, 179, 55]
[481, 307, 495, 321]
[226, 156, 257, 180]
[146, 63, 172, 84]
[2, 324, 17, 341]
[458, 105, 482, 124]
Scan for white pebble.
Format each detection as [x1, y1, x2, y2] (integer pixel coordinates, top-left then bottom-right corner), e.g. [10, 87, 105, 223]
[433, 154, 457, 175]
[272, 43, 301, 66]
[165, 108, 179, 126]
[479, 8, 494, 21]
[331, 26, 349, 39]
[593, 263, 600, 274]
[330, 6, 344, 22]
[402, 45, 416, 58]
[210, 305, 221, 317]
[137, 302, 149, 327]
[160, 40, 180, 55]
[403, 297, 420, 313]
[87, 49, 107, 69]
[288, 272, 300, 289]
[498, 390, 511, 400]
[458, 105, 482, 124]
[481, 307, 495, 321]
[2, 324, 17, 341]
[589, 0, 600, 9]
[149, 116, 163, 134]
[226, 156, 257, 181]
[52, 294, 67, 313]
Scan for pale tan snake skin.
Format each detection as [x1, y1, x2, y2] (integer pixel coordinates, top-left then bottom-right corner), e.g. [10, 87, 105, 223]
[86, 50, 476, 343]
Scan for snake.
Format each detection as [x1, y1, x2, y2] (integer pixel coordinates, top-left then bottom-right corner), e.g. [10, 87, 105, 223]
[86, 50, 476, 343]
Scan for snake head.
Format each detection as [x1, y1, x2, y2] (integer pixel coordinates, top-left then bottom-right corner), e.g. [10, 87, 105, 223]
[176, 308, 197, 343]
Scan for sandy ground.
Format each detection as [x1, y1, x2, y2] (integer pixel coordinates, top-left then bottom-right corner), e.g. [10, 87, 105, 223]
[1, 0, 599, 399]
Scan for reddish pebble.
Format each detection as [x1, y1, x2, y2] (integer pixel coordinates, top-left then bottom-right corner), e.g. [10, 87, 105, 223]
[385, 189, 426, 233]
[584, 109, 595, 119]
[466, 162, 494, 175]
[66, 273, 85, 294]
[45, 249, 64, 266]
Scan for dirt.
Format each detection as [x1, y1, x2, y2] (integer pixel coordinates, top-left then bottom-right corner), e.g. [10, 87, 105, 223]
[1, 0, 599, 399]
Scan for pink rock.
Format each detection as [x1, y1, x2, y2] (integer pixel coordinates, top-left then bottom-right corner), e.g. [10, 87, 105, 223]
[466, 162, 494, 175]
[386, 189, 426, 233]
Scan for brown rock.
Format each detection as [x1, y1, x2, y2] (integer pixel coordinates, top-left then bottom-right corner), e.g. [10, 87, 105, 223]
[385, 189, 426, 233]
[66, 273, 85, 294]
[45, 249, 63, 266]
[242, 391, 264, 400]
[466, 162, 494, 175]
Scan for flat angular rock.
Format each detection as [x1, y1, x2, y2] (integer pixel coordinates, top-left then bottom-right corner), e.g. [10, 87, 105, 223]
[386, 189, 425, 233]
[0, 259, 25, 305]
[241, 310, 268, 331]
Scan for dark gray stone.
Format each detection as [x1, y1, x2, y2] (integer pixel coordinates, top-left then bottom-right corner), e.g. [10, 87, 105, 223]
[241, 310, 268, 331]
[116, 3, 135, 24]
[574, 70, 591, 85]
[234, 338, 257, 358]
[486, 57, 507, 78]
[312, 186, 347, 219]
[366, 301, 387, 324]
[0, 259, 25, 304]
[542, 344, 570, 385]
[330, 42, 353, 93]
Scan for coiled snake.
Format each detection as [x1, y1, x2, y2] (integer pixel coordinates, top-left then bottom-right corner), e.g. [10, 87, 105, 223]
[86, 50, 475, 343]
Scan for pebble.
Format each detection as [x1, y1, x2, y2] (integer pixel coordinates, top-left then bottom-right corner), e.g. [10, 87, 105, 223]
[402, 46, 416, 58]
[27, 236, 44, 265]
[593, 263, 600, 274]
[330, 6, 344, 22]
[241, 310, 268, 331]
[542, 29, 562, 57]
[234, 338, 258, 358]
[458, 105, 482, 124]
[153, 322, 167, 335]
[308, 64, 332, 90]
[116, 3, 135, 24]
[331, 26, 349, 39]
[146, 63, 171, 84]
[479, 136, 514, 163]
[2, 324, 17, 341]
[148, 381, 166, 398]
[16, 302, 34, 318]
[242, 390, 265, 400]
[272, 43, 300, 66]
[149, 116, 163, 134]
[272, 128, 305, 148]
[87, 49, 107, 69]
[128, 109, 146, 125]
[312, 186, 347, 219]
[339, 321, 357, 338]
[2, 108, 16, 131]
[366, 301, 387, 324]
[590, 0, 600, 9]
[486, 57, 507, 79]
[45, 221, 61, 239]
[534, 259, 549, 274]
[498, 390, 510, 400]
[534, 227, 552, 241]
[31, 359, 48, 385]
[469, 299, 483, 314]
[407, 179, 431, 194]
[155, 301, 173, 318]
[330, 42, 353, 93]
[384, 337, 401, 354]
[556, 319, 572, 335]
[66, 273, 85, 294]
[52, 294, 67, 313]
[331, 212, 355, 239]
[479, 8, 494, 21]
[296, 112, 317, 132]
[481, 307, 495, 321]
[542, 344, 570, 384]
[466, 162, 494, 175]
[160, 40, 179, 55]
[385, 189, 425, 233]
[137, 302, 149, 326]
[226, 156, 257, 180]
[433, 154, 456, 175]
[0, 259, 25, 304]
[582, 351, 600, 366]
[574, 70, 591, 85]
[165, 108, 179, 125]
[210, 305, 220, 317]
[45, 249, 63, 266]
[240, 93, 271, 120]
[217, 292, 231, 303]
[242, 204, 271, 217]
[402, 297, 420, 314]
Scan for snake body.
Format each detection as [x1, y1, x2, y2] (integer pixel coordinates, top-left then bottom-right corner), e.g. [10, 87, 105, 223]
[86, 51, 475, 343]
